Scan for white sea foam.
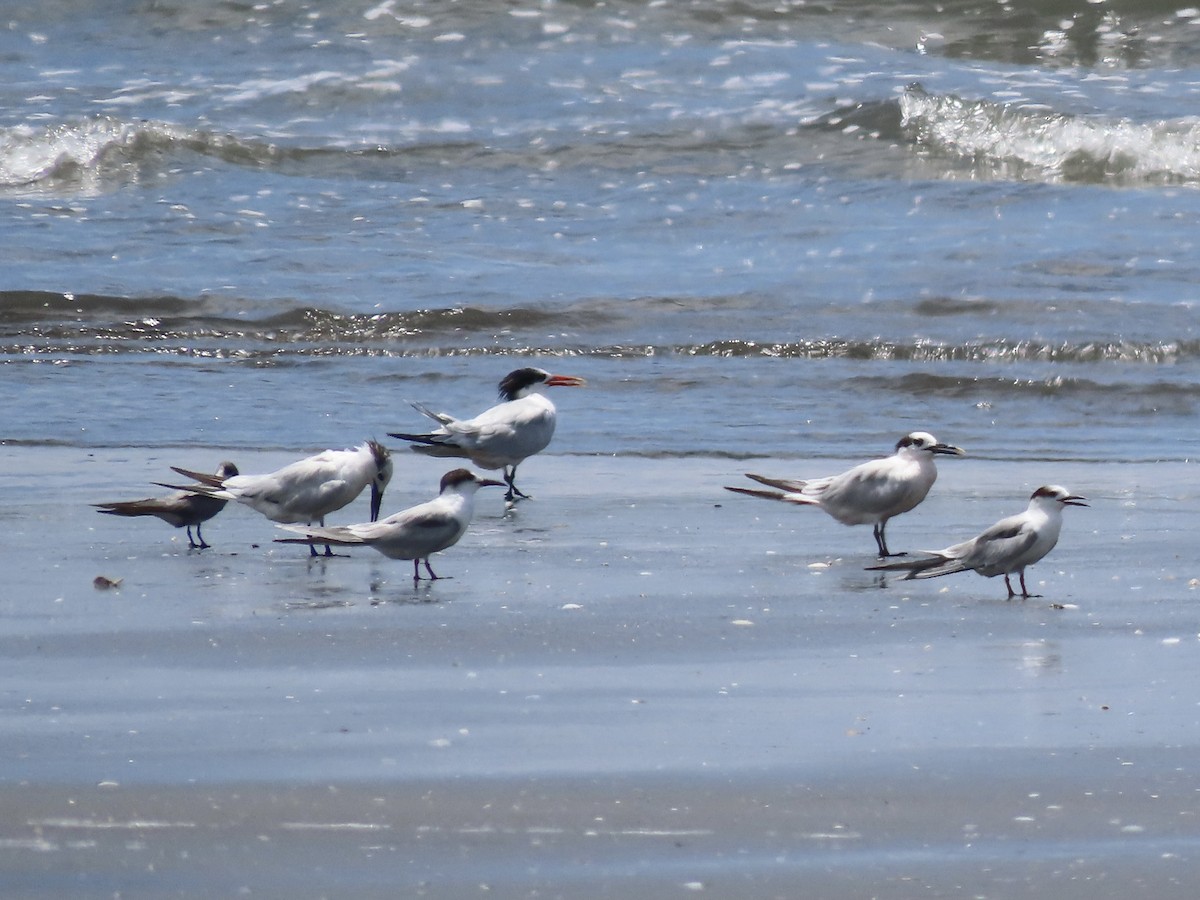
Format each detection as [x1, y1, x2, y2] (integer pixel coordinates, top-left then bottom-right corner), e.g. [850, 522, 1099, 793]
[900, 86, 1200, 184]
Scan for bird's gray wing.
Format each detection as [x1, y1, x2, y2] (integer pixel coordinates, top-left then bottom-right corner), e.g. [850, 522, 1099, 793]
[958, 519, 1039, 576]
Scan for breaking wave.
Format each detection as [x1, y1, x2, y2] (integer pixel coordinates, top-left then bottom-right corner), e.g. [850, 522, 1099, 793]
[897, 84, 1200, 185]
[0, 117, 475, 193]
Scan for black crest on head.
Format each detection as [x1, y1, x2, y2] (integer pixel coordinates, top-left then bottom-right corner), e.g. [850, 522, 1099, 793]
[498, 367, 550, 401]
[367, 439, 391, 471]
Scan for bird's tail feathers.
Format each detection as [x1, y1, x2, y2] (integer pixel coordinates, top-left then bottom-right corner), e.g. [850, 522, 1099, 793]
[274, 524, 365, 546]
[866, 554, 966, 580]
[170, 466, 226, 487]
[744, 473, 809, 493]
[387, 431, 439, 445]
[903, 561, 969, 580]
[386, 434, 469, 459]
[410, 400, 455, 425]
[93, 501, 155, 517]
[274, 536, 361, 547]
[153, 481, 233, 501]
[724, 485, 821, 506]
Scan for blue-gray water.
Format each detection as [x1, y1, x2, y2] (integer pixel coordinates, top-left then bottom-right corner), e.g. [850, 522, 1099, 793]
[4, 3, 1200, 898]
[4, 0, 1200, 462]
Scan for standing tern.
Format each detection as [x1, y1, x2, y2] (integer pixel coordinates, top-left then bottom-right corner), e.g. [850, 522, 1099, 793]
[93, 461, 239, 549]
[274, 468, 504, 581]
[867, 485, 1087, 598]
[724, 432, 965, 557]
[159, 440, 393, 556]
[388, 367, 586, 503]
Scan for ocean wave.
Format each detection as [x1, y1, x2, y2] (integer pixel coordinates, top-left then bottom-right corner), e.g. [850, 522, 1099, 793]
[3, 293, 1197, 368]
[0, 117, 411, 193]
[0, 118, 271, 192]
[852, 370, 1200, 400]
[897, 84, 1200, 185]
[0, 290, 616, 344]
[679, 338, 1195, 365]
[17, 85, 1200, 197]
[0, 114, 545, 197]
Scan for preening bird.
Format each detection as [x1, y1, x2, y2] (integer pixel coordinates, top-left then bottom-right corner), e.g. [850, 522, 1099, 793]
[93, 461, 239, 549]
[388, 367, 586, 503]
[159, 441, 393, 556]
[274, 468, 503, 581]
[724, 431, 965, 557]
[866, 484, 1087, 598]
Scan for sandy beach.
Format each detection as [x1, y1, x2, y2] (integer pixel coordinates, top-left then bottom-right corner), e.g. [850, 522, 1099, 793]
[2, 446, 1198, 897]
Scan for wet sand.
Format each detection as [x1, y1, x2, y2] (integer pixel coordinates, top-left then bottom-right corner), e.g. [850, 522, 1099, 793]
[2, 446, 1199, 897]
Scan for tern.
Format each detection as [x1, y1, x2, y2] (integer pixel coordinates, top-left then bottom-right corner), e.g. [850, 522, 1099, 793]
[274, 468, 504, 581]
[388, 367, 586, 503]
[159, 441, 393, 557]
[93, 461, 239, 549]
[724, 432, 965, 557]
[867, 485, 1087, 598]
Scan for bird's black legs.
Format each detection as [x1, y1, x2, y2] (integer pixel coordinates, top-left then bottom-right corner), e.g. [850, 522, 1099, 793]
[504, 465, 530, 503]
[308, 516, 333, 557]
[185, 525, 211, 550]
[873, 521, 906, 558]
[411, 558, 444, 581]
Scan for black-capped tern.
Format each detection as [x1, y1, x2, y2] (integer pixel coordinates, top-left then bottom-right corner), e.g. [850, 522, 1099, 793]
[867, 484, 1087, 598]
[93, 461, 239, 549]
[388, 367, 586, 503]
[724, 431, 965, 558]
[274, 468, 504, 581]
[159, 440, 393, 557]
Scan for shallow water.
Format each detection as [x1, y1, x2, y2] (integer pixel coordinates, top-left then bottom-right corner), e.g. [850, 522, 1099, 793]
[4, 1, 1200, 896]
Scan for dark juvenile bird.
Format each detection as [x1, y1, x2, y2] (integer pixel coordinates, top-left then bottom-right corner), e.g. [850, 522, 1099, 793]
[94, 461, 239, 549]
[388, 367, 586, 503]
[867, 484, 1087, 599]
[274, 468, 503, 581]
[725, 432, 965, 557]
